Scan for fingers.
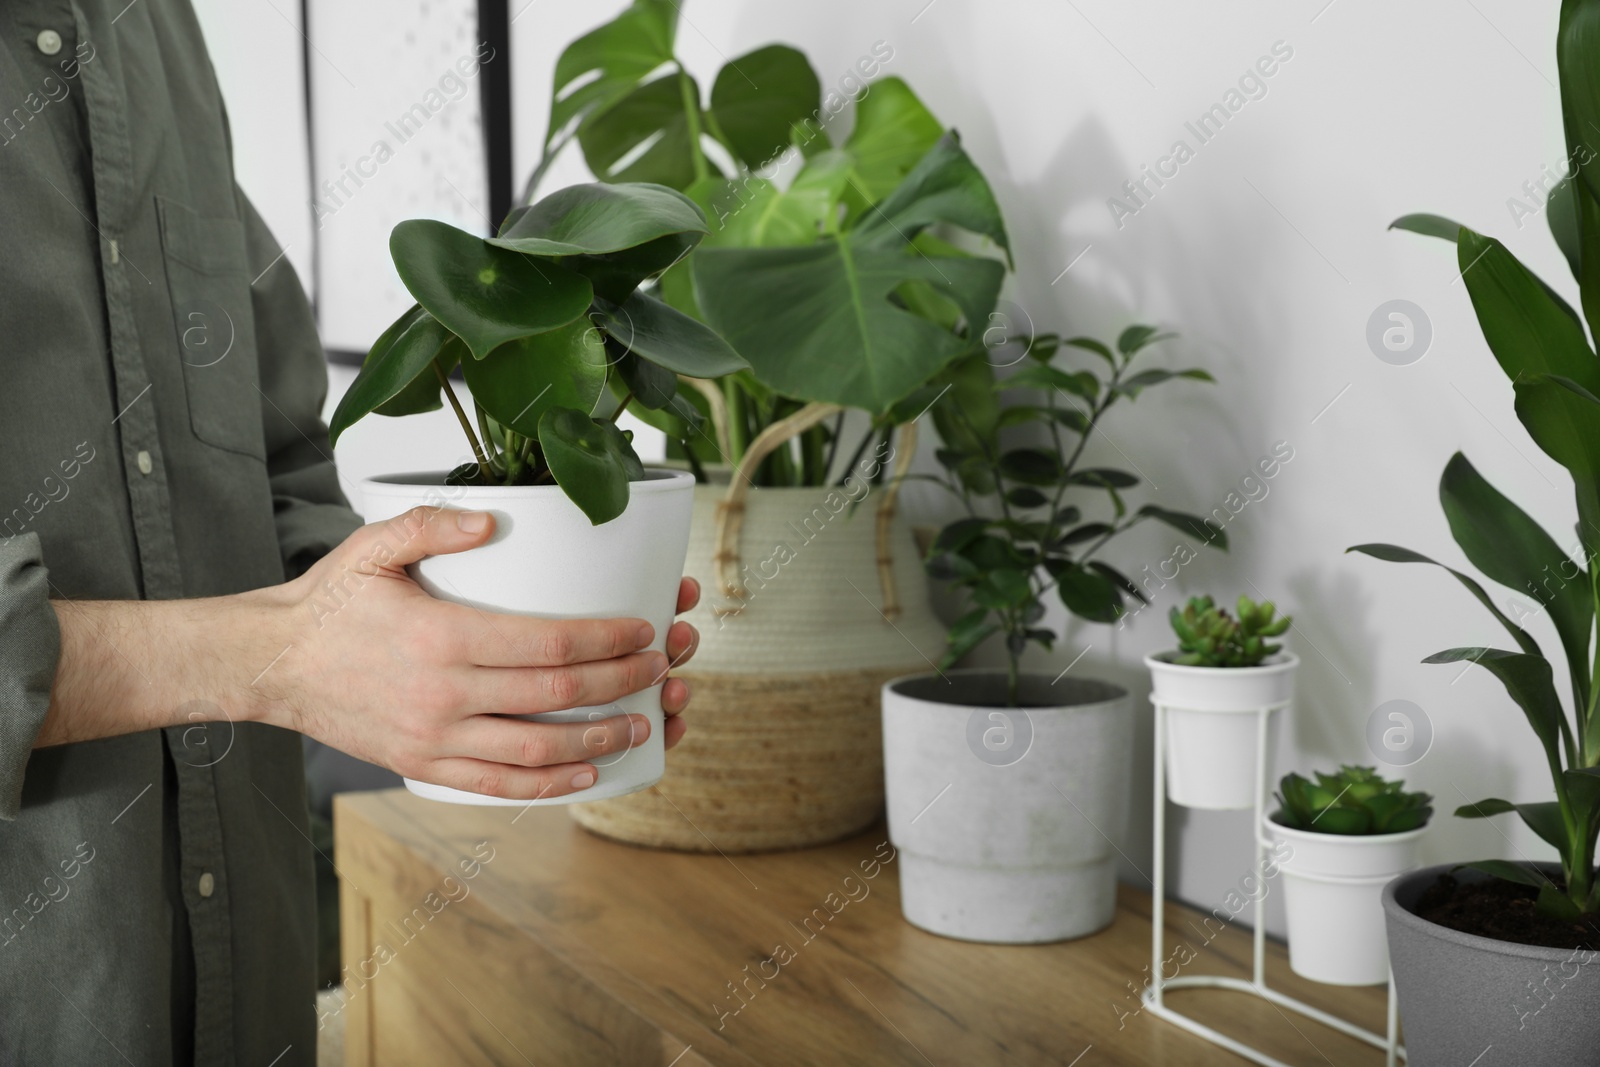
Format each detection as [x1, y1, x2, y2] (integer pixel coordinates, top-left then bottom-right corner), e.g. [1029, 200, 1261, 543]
[337, 507, 496, 573]
[418, 757, 604, 801]
[663, 713, 688, 751]
[447, 713, 650, 767]
[677, 576, 700, 614]
[464, 651, 670, 714]
[448, 608, 655, 668]
[662, 676, 691, 715]
[666, 620, 698, 666]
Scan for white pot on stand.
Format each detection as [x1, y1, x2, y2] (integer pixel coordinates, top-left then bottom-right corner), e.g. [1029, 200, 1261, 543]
[1265, 818, 1427, 985]
[882, 669, 1132, 943]
[1145, 653, 1298, 810]
[360, 469, 695, 806]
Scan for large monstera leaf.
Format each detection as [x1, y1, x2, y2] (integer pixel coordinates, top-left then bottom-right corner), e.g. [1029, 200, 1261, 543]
[693, 133, 1009, 413]
[839, 77, 944, 221]
[708, 45, 820, 170]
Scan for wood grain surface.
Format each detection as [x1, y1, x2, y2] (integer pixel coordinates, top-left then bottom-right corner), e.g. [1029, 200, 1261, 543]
[334, 789, 1395, 1066]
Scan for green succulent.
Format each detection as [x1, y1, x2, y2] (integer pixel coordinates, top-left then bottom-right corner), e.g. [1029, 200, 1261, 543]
[1168, 595, 1291, 668]
[1273, 766, 1433, 836]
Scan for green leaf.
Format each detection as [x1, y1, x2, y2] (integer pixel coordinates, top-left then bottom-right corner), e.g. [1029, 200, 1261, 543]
[1455, 797, 1570, 852]
[1006, 487, 1049, 509]
[537, 408, 639, 525]
[933, 517, 992, 554]
[838, 76, 944, 220]
[1117, 324, 1161, 356]
[930, 353, 1000, 459]
[390, 220, 593, 360]
[1422, 647, 1566, 766]
[972, 568, 1033, 610]
[330, 307, 454, 445]
[998, 449, 1062, 486]
[1007, 364, 1098, 398]
[532, 0, 679, 193]
[615, 348, 677, 409]
[1346, 543, 1542, 657]
[940, 607, 998, 668]
[1068, 468, 1139, 489]
[1114, 368, 1213, 398]
[461, 319, 608, 438]
[1056, 522, 1112, 546]
[1438, 452, 1591, 710]
[375, 337, 460, 418]
[1388, 213, 1464, 241]
[1458, 228, 1596, 389]
[1063, 336, 1117, 369]
[1089, 561, 1147, 604]
[1456, 859, 1548, 889]
[708, 45, 820, 170]
[1057, 563, 1123, 624]
[1549, 176, 1584, 281]
[1557, 0, 1600, 334]
[579, 72, 710, 189]
[592, 291, 747, 377]
[1137, 505, 1226, 549]
[853, 133, 1011, 259]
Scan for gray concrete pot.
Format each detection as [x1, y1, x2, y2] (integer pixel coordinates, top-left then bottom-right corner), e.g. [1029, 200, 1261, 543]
[882, 669, 1132, 943]
[1384, 863, 1600, 1064]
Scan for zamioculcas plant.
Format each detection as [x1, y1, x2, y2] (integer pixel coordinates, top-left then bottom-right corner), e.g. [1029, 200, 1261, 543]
[919, 326, 1222, 705]
[1169, 595, 1292, 668]
[1349, 0, 1600, 920]
[529, 0, 1012, 486]
[1273, 766, 1433, 836]
[327, 182, 747, 525]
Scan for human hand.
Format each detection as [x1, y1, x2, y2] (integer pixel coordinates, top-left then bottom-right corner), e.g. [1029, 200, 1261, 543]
[250, 507, 700, 800]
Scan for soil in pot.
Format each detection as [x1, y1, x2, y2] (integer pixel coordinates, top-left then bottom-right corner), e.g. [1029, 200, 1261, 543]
[1414, 873, 1600, 950]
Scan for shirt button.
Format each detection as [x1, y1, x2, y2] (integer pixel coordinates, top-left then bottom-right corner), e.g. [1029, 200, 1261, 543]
[35, 29, 62, 56]
[136, 450, 153, 475]
[198, 872, 215, 898]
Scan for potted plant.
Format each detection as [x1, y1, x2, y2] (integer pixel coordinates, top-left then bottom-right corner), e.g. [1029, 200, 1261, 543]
[526, 0, 1020, 851]
[1265, 766, 1431, 985]
[1146, 595, 1296, 810]
[1345, 2, 1600, 1055]
[329, 180, 746, 806]
[883, 325, 1221, 943]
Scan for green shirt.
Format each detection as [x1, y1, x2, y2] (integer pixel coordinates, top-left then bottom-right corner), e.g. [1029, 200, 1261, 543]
[0, 2, 362, 1063]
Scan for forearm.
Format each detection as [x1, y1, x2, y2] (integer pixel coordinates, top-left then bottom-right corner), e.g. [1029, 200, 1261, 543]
[37, 591, 286, 748]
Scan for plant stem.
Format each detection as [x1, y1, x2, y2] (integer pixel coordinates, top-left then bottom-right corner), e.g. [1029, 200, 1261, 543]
[436, 362, 492, 482]
[611, 391, 634, 423]
[726, 381, 749, 464]
[821, 410, 846, 482]
[678, 66, 710, 183]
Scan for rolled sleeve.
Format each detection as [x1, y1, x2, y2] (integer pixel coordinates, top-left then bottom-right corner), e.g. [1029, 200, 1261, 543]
[240, 192, 364, 579]
[0, 533, 61, 820]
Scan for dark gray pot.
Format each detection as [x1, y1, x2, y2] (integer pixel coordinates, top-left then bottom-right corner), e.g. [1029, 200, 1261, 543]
[1384, 863, 1600, 1065]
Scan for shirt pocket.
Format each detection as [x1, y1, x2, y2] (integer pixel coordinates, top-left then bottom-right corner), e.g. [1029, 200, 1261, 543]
[156, 196, 266, 460]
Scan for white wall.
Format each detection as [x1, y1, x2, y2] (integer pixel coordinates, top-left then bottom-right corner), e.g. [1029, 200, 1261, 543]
[206, 0, 1577, 932]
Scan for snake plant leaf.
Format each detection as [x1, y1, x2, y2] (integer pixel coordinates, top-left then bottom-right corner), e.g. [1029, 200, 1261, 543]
[1455, 797, 1571, 853]
[579, 72, 712, 189]
[1347, 543, 1542, 657]
[1388, 213, 1465, 241]
[530, 0, 679, 194]
[1457, 228, 1596, 387]
[1514, 376, 1600, 558]
[838, 76, 943, 220]
[1422, 648, 1567, 767]
[538, 407, 637, 525]
[1056, 561, 1124, 624]
[709, 45, 821, 171]
[592, 291, 748, 377]
[460, 319, 608, 439]
[390, 220, 593, 360]
[1548, 176, 1584, 280]
[330, 306, 455, 445]
[1438, 452, 1593, 709]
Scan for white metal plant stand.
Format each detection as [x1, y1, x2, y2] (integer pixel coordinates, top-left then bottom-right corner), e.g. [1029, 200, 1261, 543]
[1143, 699, 1404, 1067]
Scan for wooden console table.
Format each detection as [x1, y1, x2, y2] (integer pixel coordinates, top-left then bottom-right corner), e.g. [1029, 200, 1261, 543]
[334, 790, 1393, 1066]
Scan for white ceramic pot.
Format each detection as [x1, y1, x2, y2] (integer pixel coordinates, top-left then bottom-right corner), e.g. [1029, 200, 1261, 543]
[360, 469, 695, 806]
[882, 669, 1132, 944]
[1145, 653, 1298, 810]
[1266, 817, 1427, 985]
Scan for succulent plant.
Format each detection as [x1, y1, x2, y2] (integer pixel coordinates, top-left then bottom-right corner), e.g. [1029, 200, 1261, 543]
[1167, 594, 1291, 668]
[1273, 766, 1433, 836]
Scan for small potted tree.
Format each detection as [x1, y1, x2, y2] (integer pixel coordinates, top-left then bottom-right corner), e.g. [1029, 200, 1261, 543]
[1266, 766, 1431, 985]
[332, 181, 746, 806]
[1145, 595, 1296, 810]
[883, 325, 1221, 943]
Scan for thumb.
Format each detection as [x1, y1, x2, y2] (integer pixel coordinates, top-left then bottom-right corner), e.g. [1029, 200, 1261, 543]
[339, 506, 495, 574]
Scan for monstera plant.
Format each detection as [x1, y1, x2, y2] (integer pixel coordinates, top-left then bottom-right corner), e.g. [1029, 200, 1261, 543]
[1350, 0, 1600, 920]
[328, 181, 746, 524]
[529, 0, 1010, 485]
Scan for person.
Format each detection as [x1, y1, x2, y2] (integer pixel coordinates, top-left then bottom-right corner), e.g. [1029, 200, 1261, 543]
[0, 2, 699, 1063]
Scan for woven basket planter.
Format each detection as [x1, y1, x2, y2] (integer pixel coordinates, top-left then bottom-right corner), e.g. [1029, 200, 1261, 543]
[571, 418, 947, 852]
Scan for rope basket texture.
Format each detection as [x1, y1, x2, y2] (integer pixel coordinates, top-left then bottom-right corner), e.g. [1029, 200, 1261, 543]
[570, 422, 949, 852]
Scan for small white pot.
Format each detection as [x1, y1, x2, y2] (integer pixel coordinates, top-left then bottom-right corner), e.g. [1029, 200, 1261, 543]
[1145, 653, 1298, 810]
[882, 669, 1132, 944]
[1266, 818, 1427, 986]
[360, 469, 695, 806]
